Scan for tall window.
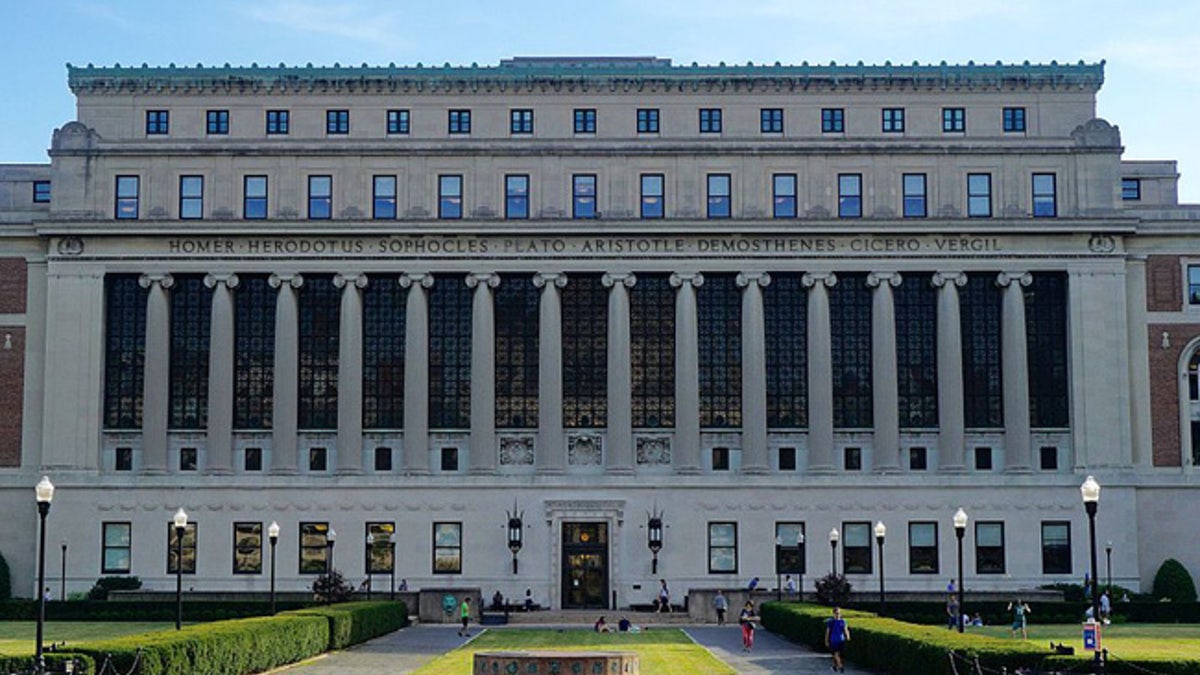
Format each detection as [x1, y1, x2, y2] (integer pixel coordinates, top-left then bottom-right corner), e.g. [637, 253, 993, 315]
[895, 274, 937, 428]
[115, 175, 139, 219]
[838, 174, 862, 218]
[505, 174, 529, 219]
[326, 110, 349, 134]
[831, 274, 872, 428]
[573, 174, 597, 219]
[298, 276, 339, 430]
[708, 523, 738, 574]
[882, 108, 905, 133]
[363, 275, 405, 429]
[438, 175, 463, 219]
[760, 108, 783, 133]
[975, 521, 1005, 574]
[1121, 178, 1141, 201]
[233, 522, 263, 574]
[104, 275, 147, 429]
[943, 107, 966, 132]
[908, 522, 939, 574]
[774, 522, 806, 574]
[842, 522, 872, 574]
[308, 175, 332, 220]
[146, 110, 169, 135]
[510, 109, 534, 134]
[902, 173, 927, 218]
[433, 522, 463, 574]
[640, 174, 665, 219]
[706, 174, 731, 218]
[375, 446, 392, 471]
[967, 173, 992, 217]
[429, 274, 473, 429]
[366, 523, 396, 573]
[266, 110, 289, 135]
[574, 108, 596, 134]
[373, 175, 397, 220]
[167, 521, 198, 574]
[179, 175, 203, 219]
[773, 174, 797, 218]
[765, 274, 807, 428]
[234, 276, 274, 429]
[822, 108, 845, 133]
[1003, 107, 1026, 132]
[102, 522, 132, 573]
[206, 110, 229, 135]
[387, 109, 410, 134]
[698, 274, 741, 427]
[562, 274, 607, 428]
[299, 522, 330, 574]
[1041, 521, 1071, 574]
[636, 108, 659, 133]
[699, 108, 722, 133]
[448, 109, 471, 134]
[169, 275, 210, 429]
[495, 274, 540, 428]
[244, 176, 267, 219]
[1032, 173, 1057, 217]
[1026, 273, 1069, 427]
[961, 273, 1003, 428]
[630, 274, 674, 428]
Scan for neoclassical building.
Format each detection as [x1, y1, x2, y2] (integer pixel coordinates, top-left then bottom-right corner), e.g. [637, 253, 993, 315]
[0, 57, 1198, 609]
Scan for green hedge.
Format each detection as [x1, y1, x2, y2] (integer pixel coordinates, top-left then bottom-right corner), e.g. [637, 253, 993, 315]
[0, 653, 95, 675]
[839, 600, 1200, 626]
[288, 601, 409, 649]
[0, 599, 315, 622]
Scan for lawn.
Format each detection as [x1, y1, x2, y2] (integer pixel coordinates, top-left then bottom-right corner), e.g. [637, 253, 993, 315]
[0, 622, 176, 656]
[410, 628, 735, 675]
[972, 623, 1200, 660]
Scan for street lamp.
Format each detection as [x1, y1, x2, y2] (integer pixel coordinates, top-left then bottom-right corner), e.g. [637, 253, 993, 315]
[173, 507, 188, 631]
[34, 476, 54, 675]
[325, 528, 337, 606]
[874, 521, 887, 609]
[647, 513, 664, 574]
[1081, 475, 1102, 673]
[267, 521, 279, 615]
[389, 537, 397, 601]
[953, 508, 968, 633]
[829, 528, 839, 576]
[1105, 541, 1113, 593]
[507, 504, 524, 575]
[366, 533, 375, 600]
[797, 531, 806, 602]
[774, 536, 784, 602]
[59, 541, 67, 603]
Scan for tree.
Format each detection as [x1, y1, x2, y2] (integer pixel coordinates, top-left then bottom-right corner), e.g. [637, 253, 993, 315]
[1152, 559, 1197, 602]
[814, 573, 852, 606]
[0, 550, 10, 600]
[311, 569, 355, 603]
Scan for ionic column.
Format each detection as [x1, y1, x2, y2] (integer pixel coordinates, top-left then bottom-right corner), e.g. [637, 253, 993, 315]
[671, 272, 704, 474]
[998, 272, 1033, 471]
[467, 272, 500, 474]
[269, 273, 304, 474]
[139, 273, 174, 474]
[603, 273, 636, 474]
[401, 273, 434, 474]
[737, 272, 771, 474]
[204, 273, 239, 475]
[334, 273, 368, 474]
[803, 272, 837, 472]
[534, 273, 567, 474]
[868, 272, 902, 472]
[932, 272, 968, 471]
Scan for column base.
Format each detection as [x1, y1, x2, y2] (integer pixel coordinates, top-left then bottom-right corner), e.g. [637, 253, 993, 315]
[205, 467, 234, 476]
[740, 465, 771, 475]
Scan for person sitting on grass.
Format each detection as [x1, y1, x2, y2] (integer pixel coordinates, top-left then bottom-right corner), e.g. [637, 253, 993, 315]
[594, 616, 611, 633]
[618, 616, 632, 632]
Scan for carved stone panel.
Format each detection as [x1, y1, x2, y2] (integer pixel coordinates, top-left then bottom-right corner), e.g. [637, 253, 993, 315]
[635, 436, 671, 465]
[568, 434, 603, 466]
[499, 436, 535, 466]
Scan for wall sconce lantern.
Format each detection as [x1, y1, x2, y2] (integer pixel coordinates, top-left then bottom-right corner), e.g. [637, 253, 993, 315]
[507, 503, 524, 574]
[647, 510, 664, 574]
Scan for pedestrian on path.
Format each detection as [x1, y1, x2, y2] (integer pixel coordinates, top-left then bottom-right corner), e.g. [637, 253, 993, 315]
[457, 597, 472, 637]
[825, 606, 850, 672]
[713, 589, 729, 625]
[657, 579, 671, 613]
[739, 601, 760, 652]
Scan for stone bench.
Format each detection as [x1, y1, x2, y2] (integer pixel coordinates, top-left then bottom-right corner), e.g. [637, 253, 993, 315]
[474, 650, 638, 675]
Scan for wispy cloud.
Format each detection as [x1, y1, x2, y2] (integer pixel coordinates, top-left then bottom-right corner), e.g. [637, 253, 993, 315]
[240, 1, 410, 52]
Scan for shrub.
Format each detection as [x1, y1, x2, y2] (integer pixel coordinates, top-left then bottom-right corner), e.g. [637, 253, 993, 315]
[814, 573, 852, 606]
[1153, 559, 1198, 603]
[311, 569, 355, 604]
[288, 601, 409, 649]
[86, 575, 142, 600]
[0, 599, 314, 621]
[0, 550, 10, 600]
[0, 653, 95, 674]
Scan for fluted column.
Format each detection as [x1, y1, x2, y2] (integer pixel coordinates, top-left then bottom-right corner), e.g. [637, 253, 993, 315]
[671, 272, 704, 474]
[401, 273, 434, 474]
[737, 272, 771, 474]
[269, 273, 304, 474]
[932, 272, 968, 471]
[603, 273, 636, 474]
[534, 273, 567, 474]
[204, 273, 239, 474]
[334, 273, 368, 474]
[467, 273, 500, 474]
[998, 271, 1033, 471]
[139, 273, 174, 474]
[868, 272, 902, 472]
[803, 272, 837, 472]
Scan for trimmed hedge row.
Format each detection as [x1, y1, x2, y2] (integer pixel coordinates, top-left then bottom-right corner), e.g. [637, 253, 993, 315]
[0, 600, 315, 622]
[0, 653, 95, 674]
[839, 600, 1200, 626]
[290, 601, 410, 649]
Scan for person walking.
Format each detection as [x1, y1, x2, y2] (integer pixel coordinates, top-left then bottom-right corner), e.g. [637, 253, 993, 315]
[713, 589, 729, 625]
[784, 575, 797, 599]
[946, 593, 959, 630]
[739, 601, 760, 651]
[825, 606, 850, 672]
[657, 579, 671, 613]
[1007, 598, 1031, 639]
[457, 596, 472, 637]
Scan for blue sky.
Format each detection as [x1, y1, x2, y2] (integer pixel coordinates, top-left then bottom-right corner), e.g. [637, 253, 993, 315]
[2, 0, 1197, 202]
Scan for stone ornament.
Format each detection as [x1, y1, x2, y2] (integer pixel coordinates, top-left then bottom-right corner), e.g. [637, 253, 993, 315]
[635, 436, 671, 465]
[568, 434, 603, 466]
[499, 436, 535, 466]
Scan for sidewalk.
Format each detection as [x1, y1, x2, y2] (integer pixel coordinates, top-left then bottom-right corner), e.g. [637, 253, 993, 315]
[685, 626, 868, 675]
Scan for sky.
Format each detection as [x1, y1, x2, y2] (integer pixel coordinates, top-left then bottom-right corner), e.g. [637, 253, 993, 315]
[1, 0, 1197, 202]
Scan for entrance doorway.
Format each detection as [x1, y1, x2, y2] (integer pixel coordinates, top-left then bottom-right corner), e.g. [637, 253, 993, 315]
[561, 522, 608, 609]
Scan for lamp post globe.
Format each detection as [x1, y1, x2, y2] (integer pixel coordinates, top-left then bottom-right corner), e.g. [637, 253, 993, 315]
[874, 521, 887, 608]
[267, 521, 279, 615]
[829, 528, 839, 576]
[173, 507, 188, 631]
[953, 508, 967, 633]
[34, 477, 54, 675]
[366, 533, 375, 600]
[1080, 476, 1102, 674]
[325, 528, 337, 605]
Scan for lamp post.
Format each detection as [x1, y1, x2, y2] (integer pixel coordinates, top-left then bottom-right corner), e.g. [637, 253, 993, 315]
[1081, 476, 1102, 674]
[829, 528, 839, 576]
[647, 514, 664, 574]
[366, 533, 375, 600]
[953, 508, 968, 634]
[173, 507, 188, 631]
[507, 504, 524, 575]
[60, 541, 67, 603]
[34, 476, 54, 675]
[325, 528, 337, 606]
[389, 537, 396, 601]
[874, 521, 887, 609]
[774, 536, 784, 602]
[797, 531, 806, 603]
[267, 521, 279, 615]
[1105, 541, 1113, 593]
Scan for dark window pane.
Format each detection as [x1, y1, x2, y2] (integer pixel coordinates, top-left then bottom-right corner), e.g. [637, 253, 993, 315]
[699, 274, 741, 427]
[363, 275, 406, 429]
[169, 275, 210, 429]
[104, 275, 148, 428]
[765, 274, 807, 428]
[961, 272, 1003, 428]
[298, 276, 339, 430]
[562, 274, 607, 428]
[895, 274, 938, 428]
[429, 275, 472, 428]
[495, 274, 539, 429]
[831, 274, 872, 428]
[234, 276, 275, 429]
[631, 274, 674, 428]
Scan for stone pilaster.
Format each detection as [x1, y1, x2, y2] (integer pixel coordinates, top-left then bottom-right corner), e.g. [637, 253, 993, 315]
[803, 272, 837, 472]
[932, 272, 968, 471]
[1126, 257, 1153, 468]
[998, 271, 1033, 471]
[534, 273, 568, 474]
[602, 273, 636, 474]
[737, 272, 771, 474]
[401, 273, 434, 474]
[269, 273, 304, 474]
[467, 273, 500, 474]
[334, 273, 368, 474]
[671, 272, 704, 474]
[867, 272, 902, 472]
[203, 273, 239, 474]
[139, 273, 174, 474]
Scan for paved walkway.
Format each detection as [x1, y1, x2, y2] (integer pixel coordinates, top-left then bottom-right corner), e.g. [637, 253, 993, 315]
[686, 625, 867, 675]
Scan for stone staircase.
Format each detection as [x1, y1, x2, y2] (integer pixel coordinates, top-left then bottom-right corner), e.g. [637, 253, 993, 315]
[499, 608, 696, 625]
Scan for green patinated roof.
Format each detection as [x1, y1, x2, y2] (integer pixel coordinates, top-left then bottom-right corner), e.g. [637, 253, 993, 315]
[66, 57, 1105, 93]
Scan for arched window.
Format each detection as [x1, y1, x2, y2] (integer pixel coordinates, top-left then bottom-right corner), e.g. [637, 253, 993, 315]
[1189, 351, 1199, 403]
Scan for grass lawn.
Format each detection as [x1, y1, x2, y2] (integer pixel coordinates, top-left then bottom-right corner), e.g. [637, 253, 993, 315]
[0, 622, 176, 656]
[410, 628, 735, 675]
[972, 624, 1200, 660]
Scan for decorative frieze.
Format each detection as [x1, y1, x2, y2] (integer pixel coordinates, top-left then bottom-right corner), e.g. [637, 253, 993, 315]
[499, 435, 535, 466]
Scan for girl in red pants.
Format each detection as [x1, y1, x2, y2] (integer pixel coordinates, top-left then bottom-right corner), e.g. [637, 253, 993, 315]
[739, 601, 760, 652]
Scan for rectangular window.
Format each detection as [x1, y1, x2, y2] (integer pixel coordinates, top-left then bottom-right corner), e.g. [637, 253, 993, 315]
[699, 108, 722, 133]
[909, 447, 927, 471]
[244, 447, 263, 472]
[438, 175, 463, 219]
[367, 522, 396, 573]
[774, 522, 806, 574]
[179, 447, 198, 471]
[433, 522, 462, 573]
[373, 175, 397, 220]
[146, 110, 169, 135]
[244, 176, 267, 220]
[976, 521, 1005, 574]
[32, 181, 51, 203]
[505, 174, 529, 219]
[510, 109, 534, 134]
[326, 110, 349, 134]
[843, 447, 862, 471]
[574, 108, 596, 134]
[712, 447, 730, 471]
[1041, 521, 1071, 574]
[967, 173, 992, 217]
[179, 175, 203, 220]
[838, 173, 862, 218]
[822, 108, 845, 133]
[974, 447, 993, 470]
[903, 173, 927, 218]
[233, 522, 263, 574]
[266, 110, 289, 135]
[440, 447, 460, 472]
[374, 447, 392, 472]
[299, 522, 330, 574]
[573, 174, 597, 219]
[102, 522, 132, 573]
[707, 174, 731, 219]
[908, 521, 939, 574]
[1003, 107, 1027, 132]
[778, 447, 796, 472]
[760, 108, 783, 133]
[206, 110, 229, 135]
[308, 446, 327, 472]
[636, 108, 659, 133]
[708, 522, 738, 574]
[115, 175, 139, 219]
[640, 174, 664, 219]
[114, 447, 132, 472]
[1189, 266, 1200, 305]
[842, 522, 872, 574]
[882, 108, 905, 133]
[1040, 446, 1059, 470]
[387, 109, 410, 135]
[167, 521, 197, 574]
[448, 109, 471, 134]
[1122, 178, 1141, 201]
[1032, 173, 1057, 217]
[773, 174, 797, 218]
[308, 175, 332, 220]
[943, 107, 966, 132]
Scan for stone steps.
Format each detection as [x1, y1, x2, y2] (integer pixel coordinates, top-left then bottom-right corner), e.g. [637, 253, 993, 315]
[496, 609, 696, 625]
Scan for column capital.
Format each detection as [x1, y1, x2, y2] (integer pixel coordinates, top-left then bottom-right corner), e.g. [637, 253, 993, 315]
[602, 272, 637, 288]
[399, 272, 434, 289]
[268, 273, 304, 289]
[670, 272, 704, 288]
[931, 271, 968, 288]
[866, 271, 902, 288]
[802, 271, 837, 288]
[333, 272, 369, 289]
[138, 273, 174, 290]
[736, 272, 772, 288]
[996, 271, 1033, 288]
[532, 272, 568, 289]
[203, 273, 240, 290]
[465, 272, 501, 289]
